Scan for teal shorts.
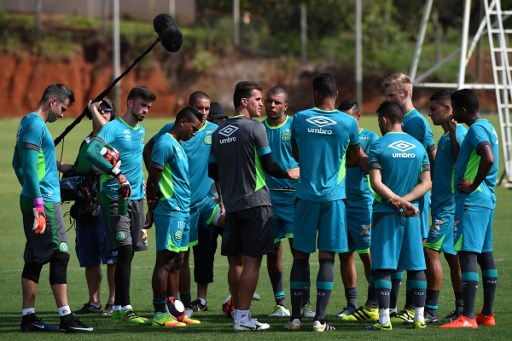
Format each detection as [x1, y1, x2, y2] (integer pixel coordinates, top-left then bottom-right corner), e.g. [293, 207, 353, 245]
[419, 191, 430, 239]
[293, 199, 348, 253]
[189, 193, 219, 247]
[454, 205, 494, 253]
[154, 212, 190, 253]
[346, 206, 372, 253]
[270, 193, 295, 242]
[425, 213, 456, 255]
[371, 212, 426, 271]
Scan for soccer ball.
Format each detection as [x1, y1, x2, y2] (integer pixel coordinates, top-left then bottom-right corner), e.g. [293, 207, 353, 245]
[167, 297, 185, 319]
[222, 295, 234, 318]
[93, 145, 120, 173]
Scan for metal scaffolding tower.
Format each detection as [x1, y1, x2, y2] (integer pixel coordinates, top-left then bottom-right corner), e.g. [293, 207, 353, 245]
[409, 0, 512, 186]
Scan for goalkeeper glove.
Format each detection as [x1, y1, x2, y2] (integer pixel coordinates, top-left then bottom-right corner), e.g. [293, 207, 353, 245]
[32, 198, 46, 234]
[112, 167, 132, 198]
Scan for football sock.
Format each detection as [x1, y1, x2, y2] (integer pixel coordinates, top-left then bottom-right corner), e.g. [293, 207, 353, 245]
[373, 270, 392, 311]
[22, 308, 35, 316]
[365, 274, 378, 308]
[180, 293, 191, 308]
[379, 308, 390, 325]
[303, 264, 312, 306]
[407, 270, 427, 310]
[153, 297, 167, 313]
[455, 291, 464, 314]
[269, 271, 286, 306]
[290, 259, 308, 319]
[115, 245, 134, 306]
[238, 309, 250, 323]
[58, 305, 71, 317]
[478, 252, 498, 316]
[345, 287, 358, 309]
[425, 289, 440, 313]
[315, 258, 334, 321]
[459, 251, 479, 319]
[390, 270, 403, 310]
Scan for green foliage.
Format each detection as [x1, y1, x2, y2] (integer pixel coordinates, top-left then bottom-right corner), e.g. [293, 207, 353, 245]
[191, 50, 218, 73]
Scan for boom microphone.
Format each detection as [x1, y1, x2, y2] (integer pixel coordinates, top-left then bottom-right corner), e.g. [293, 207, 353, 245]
[153, 13, 183, 53]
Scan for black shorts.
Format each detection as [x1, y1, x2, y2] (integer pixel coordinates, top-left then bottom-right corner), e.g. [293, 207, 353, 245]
[221, 205, 274, 257]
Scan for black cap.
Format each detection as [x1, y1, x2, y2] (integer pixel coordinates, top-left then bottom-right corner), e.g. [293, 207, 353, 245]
[101, 98, 116, 121]
[208, 102, 228, 120]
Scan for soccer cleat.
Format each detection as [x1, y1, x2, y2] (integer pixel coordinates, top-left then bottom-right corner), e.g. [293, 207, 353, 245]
[301, 302, 316, 318]
[191, 298, 208, 312]
[283, 318, 301, 330]
[252, 292, 261, 301]
[102, 303, 114, 316]
[339, 305, 379, 322]
[440, 310, 461, 323]
[424, 310, 439, 324]
[20, 314, 59, 332]
[59, 314, 94, 332]
[269, 305, 291, 317]
[234, 318, 270, 331]
[111, 309, 122, 321]
[335, 306, 355, 318]
[439, 315, 478, 329]
[364, 321, 393, 331]
[222, 296, 235, 318]
[312, 320, 336, 332]
[391, 308, 415, 323]
[120, 310, 149, 324]
[151, 312, 186, 327]
[74, 302, 102, 315]
[412, 320, 427, 329]
[177, 314, 201, 324]
[475, 312, 496, 326]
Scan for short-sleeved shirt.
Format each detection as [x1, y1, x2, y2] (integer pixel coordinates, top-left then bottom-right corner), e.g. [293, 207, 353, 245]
[209, 115, 272, 212]
[15, 113, 60, 202]
[431, 125, 467, 215]
[291, 108, 360, 202]
[402, 108, 436, 152]
[154, 121, 218, 206]
[454, 119, 499, 209]
[152, 133, 191, 215]
[368, 132, 430, 213]
[96, 117, 146, 200]
[263, 116, 298, 205]
[346, 128, 379, 209]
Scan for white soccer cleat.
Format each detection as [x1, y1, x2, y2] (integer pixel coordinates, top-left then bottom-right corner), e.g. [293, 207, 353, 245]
[234, 318, 270, 332]
[283, 318, 301, 331]
[269, 305, 291, 317]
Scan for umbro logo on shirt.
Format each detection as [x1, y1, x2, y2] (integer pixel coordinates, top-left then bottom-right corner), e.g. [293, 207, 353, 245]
[306, 116, 336, 135]
[388, 140, 417, 158]
[218, 125, 238, 144]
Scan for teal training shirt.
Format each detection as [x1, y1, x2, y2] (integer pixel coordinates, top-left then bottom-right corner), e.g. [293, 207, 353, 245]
[291, 108, 360, 202]
[403, 108, 436, 151]
[454, 119, 499, 209]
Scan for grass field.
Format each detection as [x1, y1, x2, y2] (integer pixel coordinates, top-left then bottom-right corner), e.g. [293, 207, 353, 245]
[0, 114, 510, 340]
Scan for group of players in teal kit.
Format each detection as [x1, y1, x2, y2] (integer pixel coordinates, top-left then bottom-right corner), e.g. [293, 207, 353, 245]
[13, 70, 499, 333]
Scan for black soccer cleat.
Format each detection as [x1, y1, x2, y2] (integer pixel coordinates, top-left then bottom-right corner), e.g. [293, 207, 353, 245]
[20, 313, 59, 332]
[60, 313, 94, 332]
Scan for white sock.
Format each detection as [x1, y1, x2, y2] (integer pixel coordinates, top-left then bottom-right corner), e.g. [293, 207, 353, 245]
[22, 308, 35, 316]
[238, 309, 251, 323]
[379, 308, 390, 325]
[58, 305, 71, 317]
[414, 307, 425, 321]
[113, 305, 122, 311]
[121, 305, 133, 311]
[198, 298, 207, 305]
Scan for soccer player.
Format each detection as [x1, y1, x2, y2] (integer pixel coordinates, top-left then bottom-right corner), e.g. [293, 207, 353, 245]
[365, 100, 431, 331]
[285, 73, 360, 332]
[335, 99, 378, 321]
[12, 83, 93, 332]
[143, 92, 224, 318]
[263, 86, 314, 318]
[145, 107, 203, 328]
[58, 99, 118, 316]
[440, 89, 499, 329]
[208, 81, 299, 331]
[86, 85, 156, 324]
[382, 73, 436, 321]
[424, 90, 466, 323]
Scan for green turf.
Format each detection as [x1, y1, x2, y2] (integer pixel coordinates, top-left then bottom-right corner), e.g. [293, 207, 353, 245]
[0, 115, 510, 340]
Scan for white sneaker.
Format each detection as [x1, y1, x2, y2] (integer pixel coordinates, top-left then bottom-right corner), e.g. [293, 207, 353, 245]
[312, 320, 336, 332]
[234, 318, 270, 332]
[269, 305, 291, 317]
[284, 318, 301, 330]
[302, 303, 315, 318]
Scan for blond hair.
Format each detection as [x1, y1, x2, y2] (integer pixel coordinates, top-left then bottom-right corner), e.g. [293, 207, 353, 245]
[382, 73, 413, 97]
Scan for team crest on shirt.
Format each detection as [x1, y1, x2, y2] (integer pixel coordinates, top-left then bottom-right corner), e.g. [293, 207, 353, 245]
[388, 140, 416, 158]
[59, 242, 69, 252]
[174, 230, 183, 240]
[204, 135, 212, 145]
[218, 125, 238, 144]
[281, 131, 291, 142]
[116, 232, 126, 241]
[306, 116, 336, 135]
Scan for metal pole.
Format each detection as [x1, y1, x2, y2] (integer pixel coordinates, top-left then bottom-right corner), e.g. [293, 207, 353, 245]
[113, 0, 121, 109]
[355, 0, 362, 109]
[169, 0, 176, 16]
[409, 0, 433, 82]
[300, 3, 307, 62]
[233, 0, 240, 47]
[458, 0, 472, 89]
